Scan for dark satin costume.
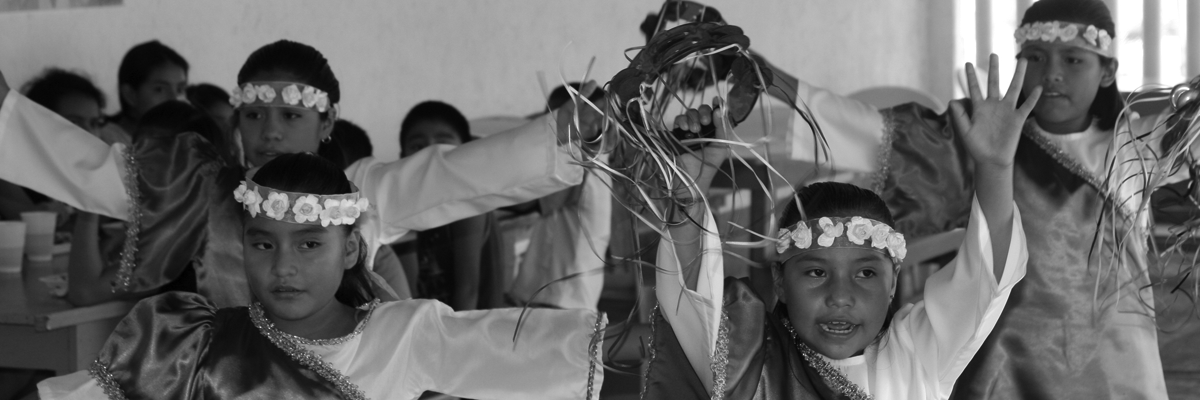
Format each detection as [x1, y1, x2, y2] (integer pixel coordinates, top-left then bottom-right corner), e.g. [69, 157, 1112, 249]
[879, 103, 1164, 399]
[90, 292, 343, 399]
[124, 130, 251, 307]
[642, 278, 848, 400]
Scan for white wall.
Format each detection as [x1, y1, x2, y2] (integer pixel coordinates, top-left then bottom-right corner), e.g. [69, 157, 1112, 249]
[0, 0, 943, 161]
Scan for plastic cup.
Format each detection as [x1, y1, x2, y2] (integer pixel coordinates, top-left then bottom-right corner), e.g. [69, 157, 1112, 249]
[20, 211, 56, 262]
[0, 221, 25, 273]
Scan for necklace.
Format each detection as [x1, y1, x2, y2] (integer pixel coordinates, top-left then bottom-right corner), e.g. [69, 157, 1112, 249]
[250, 301, 379, 400]
[780, 318, 873, 400]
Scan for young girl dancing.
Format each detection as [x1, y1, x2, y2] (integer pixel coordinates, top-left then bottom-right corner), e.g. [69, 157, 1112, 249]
[39, 153, 605, 400]
[641, 55, 1034, 399]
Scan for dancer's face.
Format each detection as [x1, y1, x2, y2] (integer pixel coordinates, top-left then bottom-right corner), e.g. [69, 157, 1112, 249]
[243, 217, 357, 331]
[1019, 42, 1116, 133]
[779, 247, 896, 360]
[236, 72, 334, 167]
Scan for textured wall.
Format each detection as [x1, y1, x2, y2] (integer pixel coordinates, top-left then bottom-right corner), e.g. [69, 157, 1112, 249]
[0, 0, 943, 161]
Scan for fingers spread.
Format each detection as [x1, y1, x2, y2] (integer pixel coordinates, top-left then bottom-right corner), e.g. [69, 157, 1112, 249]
[949, 101, 970, 134]
[1018, 86, 1043, 117]
[988, 54, 1000, 99]
[1004, 58, 1029, 104]
[966, 63, 983, 102]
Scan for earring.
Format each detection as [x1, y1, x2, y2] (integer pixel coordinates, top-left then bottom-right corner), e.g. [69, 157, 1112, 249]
[321, 135, 332, 144]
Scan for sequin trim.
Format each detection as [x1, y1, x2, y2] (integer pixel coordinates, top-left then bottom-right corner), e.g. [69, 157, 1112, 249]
[585, 310, 606, 400]
[88, 359, 129, 400]
[781, 318, 873, 400]
[1021, 124, 1135, 222]
[870, 111, 898, 194]
[112, 147, 143, 292]
[249, 302, 371, 399]
[639, 305, 660, 400]
[709, 310, 730, 400]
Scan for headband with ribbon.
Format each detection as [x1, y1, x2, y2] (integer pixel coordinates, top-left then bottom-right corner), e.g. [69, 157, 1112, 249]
[229, 81, 339, 119]
[776, 216, 906, 263]
[234, 179, 369, 227]
[1015, 21, 1114, 58]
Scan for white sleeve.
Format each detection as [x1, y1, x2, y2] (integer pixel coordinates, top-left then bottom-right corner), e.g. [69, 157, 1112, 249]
[404, 301, 605, 399]
[654, 208, 725, 393]
[343, 113, 583, 245]
[37, 370, 105, 400]
[788, 79, 888, 173]
[0, 91, 130, 220]
[888, 196, 1028, 397]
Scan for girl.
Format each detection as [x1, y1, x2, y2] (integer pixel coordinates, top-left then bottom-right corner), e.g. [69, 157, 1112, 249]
[768, 0, 1177, 397]
[0, 39, 600, 308]
[38, 153, 606, 400]
[97, 40, 190, 146]
[641, 55, 1033, 399]
[398, 100, 505, 310]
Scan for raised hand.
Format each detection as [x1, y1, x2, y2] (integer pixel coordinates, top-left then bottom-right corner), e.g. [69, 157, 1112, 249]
[554, 80, 607, 144]
[950, 54, 1042, 168]
[672, 97, 730, 191]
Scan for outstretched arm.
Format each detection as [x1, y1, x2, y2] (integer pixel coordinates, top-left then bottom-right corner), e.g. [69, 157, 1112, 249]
[949, 54, 1041, 281]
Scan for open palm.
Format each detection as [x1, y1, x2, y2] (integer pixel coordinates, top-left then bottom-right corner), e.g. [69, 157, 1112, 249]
[950, 54, 1042, 168]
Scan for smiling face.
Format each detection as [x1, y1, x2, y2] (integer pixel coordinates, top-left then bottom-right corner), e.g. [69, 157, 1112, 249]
[243, 217, 357, 331]
[237, 72, 334, 167]
[1019, 42, 1116, 133]
[778, 247, 897, 360]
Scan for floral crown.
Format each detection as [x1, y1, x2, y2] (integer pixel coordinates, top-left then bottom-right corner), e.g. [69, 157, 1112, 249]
[1015, 21, 1114, 58]
[233, 179, 369, 227]
[775, 216, 906, 262]
[229, 81, 339, 118]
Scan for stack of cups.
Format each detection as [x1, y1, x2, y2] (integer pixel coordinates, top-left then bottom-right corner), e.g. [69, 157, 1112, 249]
[0, 221, 24, 273]
[21, 211, 57, 262]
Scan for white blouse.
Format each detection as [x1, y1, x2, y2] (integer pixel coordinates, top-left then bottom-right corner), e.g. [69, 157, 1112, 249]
[0, 91, 584, 267]
[39, 300, 606, 400]
[655, 197, 1029, 400]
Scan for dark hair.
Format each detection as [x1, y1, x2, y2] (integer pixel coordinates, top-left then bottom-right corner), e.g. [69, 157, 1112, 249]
[1020, 0, 1121, 130]
[639, 1, 725, 42]
[399, 100, 472, 151]
[775, 182, 901, 340]
[249, 153, 375, 307]
[332, 119, 373, 166]
[117, 40, 189, 115]
[22, 68, 106, 111]
[237, 40, 340, 119]
[185, 83, 229, 110]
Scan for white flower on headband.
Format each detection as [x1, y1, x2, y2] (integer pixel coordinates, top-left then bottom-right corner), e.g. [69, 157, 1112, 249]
[234, 181, 249, 203]
[240, 84, 257, 104]
[1060, 24, 1079, 42]
[776, 228, 792, 253]
[845, 217, 873, 246]
[816, 217, 844, 248]
[229, 88, 243, 107]
[1098, 30, 1112, 50]
[870, 224, 891, 249]
[301, 86, 318, 108]
[885, 232, 907, 260]
[790, 222, 812, 249]
[257, 85, 277, 103]
[281, 85, 302, 106]
[320, 199, 346, 226]
[343, 198, 369, 221]
[315, 92, 330, 113]
[262, 192, 290, 221]
[242, 189, 263, 218]
[1084, 25, 1099, 43]
[292, 195, 323, 224]
[1038, 22, 1058, 42]
[318, 198, 366, 227]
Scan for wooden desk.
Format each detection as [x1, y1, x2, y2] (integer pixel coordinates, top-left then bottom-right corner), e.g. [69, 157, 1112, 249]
[0, 256, 133, 375]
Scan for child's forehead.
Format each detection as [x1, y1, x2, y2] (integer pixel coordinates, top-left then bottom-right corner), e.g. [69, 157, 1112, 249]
[780, 247, 892, 267]
[244, 217, 339, 236]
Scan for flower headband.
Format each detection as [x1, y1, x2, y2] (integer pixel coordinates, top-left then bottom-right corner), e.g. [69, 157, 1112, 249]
[1015, 21, 1113, 58]
[233, 179, 369, 227]
[775, 216, 906, 262]
[229, 81, 338, 117]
